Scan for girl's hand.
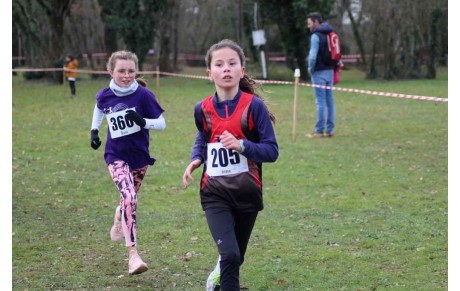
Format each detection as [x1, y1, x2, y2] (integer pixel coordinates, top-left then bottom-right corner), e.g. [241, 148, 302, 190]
[125, 110, 146, 127]
[90, 129, 102, 150]
[183, 159, 202, 188]
[220, 130, 242, 152]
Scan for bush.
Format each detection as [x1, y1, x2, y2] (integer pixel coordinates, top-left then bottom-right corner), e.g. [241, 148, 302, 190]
[23, 71, 45, 80]
[53, 59, 65, 83]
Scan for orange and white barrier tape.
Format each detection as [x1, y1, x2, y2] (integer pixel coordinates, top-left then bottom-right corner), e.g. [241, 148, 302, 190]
[67, 69, 108, 74]
[12, 67, 447, 102]
[13, 68, 64, 72]
[13, 53, 382, 63]
[153, 71, 209, 80]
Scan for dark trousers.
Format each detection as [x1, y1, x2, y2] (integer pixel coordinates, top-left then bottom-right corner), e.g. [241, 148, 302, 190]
[69, 80, 76, 95]
[205, 207, 258, 291]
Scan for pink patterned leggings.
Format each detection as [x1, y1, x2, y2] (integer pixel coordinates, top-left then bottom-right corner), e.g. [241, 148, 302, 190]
[108, 160, 148, 247]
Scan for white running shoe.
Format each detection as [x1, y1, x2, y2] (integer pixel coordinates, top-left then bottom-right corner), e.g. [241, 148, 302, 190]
[128, 251, 148, 275]
[110, 206, 124, 241]
[206, 256, 221, 291]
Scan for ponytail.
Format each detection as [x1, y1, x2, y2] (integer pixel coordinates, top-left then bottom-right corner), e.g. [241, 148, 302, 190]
[136, 77, 147, 87]
[239, 74, 276, 124]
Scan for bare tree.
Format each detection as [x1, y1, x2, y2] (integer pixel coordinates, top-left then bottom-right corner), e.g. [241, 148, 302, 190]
[237, 0, 245, 48]
[66, 0, 106, 73]
[13, 0, 73, 68]
[342, 0, 366, 66]
[363, 0, 447, 79]
[98, 0, 166, 70]
[36, 0, 74, 66]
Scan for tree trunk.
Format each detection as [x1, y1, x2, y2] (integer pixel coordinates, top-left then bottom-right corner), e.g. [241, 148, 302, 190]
[173, 2, 179, 71]
[237, 0, 244, 49]
[409, 32, 420, 78]
[346, 7, 366, 66]
[295, 46, 308, 81]
[439, 10, 448, 66]
[104, 25, 118, 56]
[427, 8, 441, 79]
[366, 22, 379, 79]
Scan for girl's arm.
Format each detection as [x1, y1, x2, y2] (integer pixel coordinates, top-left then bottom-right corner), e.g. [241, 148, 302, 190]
[144, 114, 166, 131]
[91, 104, 104, 130]
[140, 89, 165, 130]
[183, 102, 206, 188]
[90, 104, 104, 150]
[190, 101, 206, 162]
[183, 128, 204, 188]
[190, 131, 206, 162]
[182, 158, 201, 188]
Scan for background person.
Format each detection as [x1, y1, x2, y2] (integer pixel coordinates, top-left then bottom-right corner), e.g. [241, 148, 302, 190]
[307, 12, 336, 138]
[90, 50, 166, 275]
[64, 55, 78, 99]
[182, 39, 279, 291]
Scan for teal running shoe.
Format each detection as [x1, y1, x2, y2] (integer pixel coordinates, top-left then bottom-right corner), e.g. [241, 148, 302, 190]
[206, 256, 220, 291]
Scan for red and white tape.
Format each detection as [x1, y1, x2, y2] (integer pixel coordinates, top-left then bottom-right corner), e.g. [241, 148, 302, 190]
[255, 78, 447, 102]
[297, 82, 447, 102]
[256, 79, 295, 85]
[12, 68, 447, 102]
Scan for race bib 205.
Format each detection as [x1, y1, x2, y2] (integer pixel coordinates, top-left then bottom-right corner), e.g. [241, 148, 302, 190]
[206, 142, 249, 177]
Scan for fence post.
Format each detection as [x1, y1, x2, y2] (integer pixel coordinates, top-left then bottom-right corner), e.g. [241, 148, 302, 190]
[63, 67, 66, 93]
[156, 66, 160, 104]
[292, 69, 300, 142]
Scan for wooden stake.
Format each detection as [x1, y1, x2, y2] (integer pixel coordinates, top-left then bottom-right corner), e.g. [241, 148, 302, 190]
[292, 69, 300, 142]
[63, 66, 66, 93]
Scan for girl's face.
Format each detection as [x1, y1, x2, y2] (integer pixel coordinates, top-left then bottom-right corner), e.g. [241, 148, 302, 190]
[207, 47, 245, 91]
[110, 59, 137, 88]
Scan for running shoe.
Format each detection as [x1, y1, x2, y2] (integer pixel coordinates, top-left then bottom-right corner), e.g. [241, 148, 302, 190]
[206, 256, 221, 291]
[110, 206, 123, 241]
[325, 132, 334, 138]
[128, 251, 148, 275]
[307, 131, 324, 138]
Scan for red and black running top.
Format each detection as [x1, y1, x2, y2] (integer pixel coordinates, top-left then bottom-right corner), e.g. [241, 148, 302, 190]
[191, 90, 278, 212]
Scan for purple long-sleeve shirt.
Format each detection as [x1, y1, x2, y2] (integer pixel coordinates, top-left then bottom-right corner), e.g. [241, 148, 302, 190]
[190, 90, 279, 164]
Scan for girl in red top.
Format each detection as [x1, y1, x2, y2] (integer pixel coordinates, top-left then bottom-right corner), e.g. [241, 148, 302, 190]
[182, 39, 278, 291]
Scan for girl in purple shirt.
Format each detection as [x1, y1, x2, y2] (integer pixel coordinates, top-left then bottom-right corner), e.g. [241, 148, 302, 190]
[90, 51, 165, 275]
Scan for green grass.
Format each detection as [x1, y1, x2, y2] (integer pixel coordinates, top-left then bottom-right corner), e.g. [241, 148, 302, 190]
[12, 67, 447, 290]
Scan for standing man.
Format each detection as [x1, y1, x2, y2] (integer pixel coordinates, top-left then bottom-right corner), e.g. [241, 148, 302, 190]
[307, 12, 336, 138]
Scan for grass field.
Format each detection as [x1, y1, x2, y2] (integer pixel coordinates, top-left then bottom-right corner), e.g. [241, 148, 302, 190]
[12, 67, 448, 290]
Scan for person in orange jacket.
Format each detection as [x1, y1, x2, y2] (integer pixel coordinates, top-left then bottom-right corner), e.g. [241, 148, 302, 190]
[64, 55, 78, 99]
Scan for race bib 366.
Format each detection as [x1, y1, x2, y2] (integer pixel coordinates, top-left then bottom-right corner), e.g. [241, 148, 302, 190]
[106, 108, 141, 139]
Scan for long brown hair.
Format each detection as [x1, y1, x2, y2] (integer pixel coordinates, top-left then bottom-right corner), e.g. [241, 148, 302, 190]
[205, 39, 276, 124]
